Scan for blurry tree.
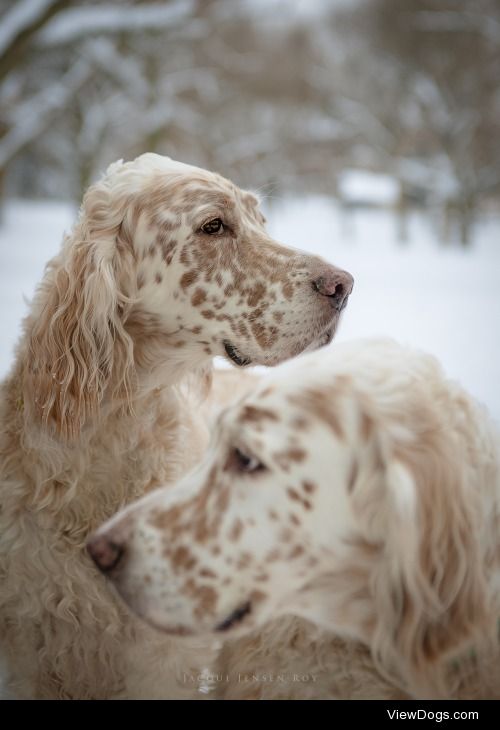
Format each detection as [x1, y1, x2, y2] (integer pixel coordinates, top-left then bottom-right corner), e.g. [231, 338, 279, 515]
[0, 0, 203, 201]
[1, 0, 352, 203]
[0, 0, 70, 82]
[336, 0, 500, 244]
[0, 0, 498, 246]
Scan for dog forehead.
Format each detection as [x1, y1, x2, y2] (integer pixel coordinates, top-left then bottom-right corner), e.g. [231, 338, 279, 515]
[234, 362, 345, 434]
[222, 391, 297, 452]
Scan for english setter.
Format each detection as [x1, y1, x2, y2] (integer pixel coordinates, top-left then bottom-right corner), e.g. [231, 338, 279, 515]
[91, 339, 500, 699]
[0, 153, 353, 699]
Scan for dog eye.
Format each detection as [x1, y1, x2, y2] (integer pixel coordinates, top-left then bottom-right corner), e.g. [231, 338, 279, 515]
[233, 447, 266, 474]
[201, 218, 224, 235]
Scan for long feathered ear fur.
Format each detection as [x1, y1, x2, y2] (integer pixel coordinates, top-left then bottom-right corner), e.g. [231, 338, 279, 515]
[368, 413, 495, 698]
[23, 172, 136, 440]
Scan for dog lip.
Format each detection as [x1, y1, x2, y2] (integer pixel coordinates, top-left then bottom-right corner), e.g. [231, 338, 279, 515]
[215, 601, 252, 632]
[329, 296, 349, 313]
[317, 322, 336, 348]
[223, 340, 252, 367]
[339, 294, 350, 311]
[322, 328, 335, 346]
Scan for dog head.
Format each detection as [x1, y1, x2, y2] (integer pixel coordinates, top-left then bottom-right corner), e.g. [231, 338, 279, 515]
[24, 153, 353, 437]
[90, 339, 497, 697]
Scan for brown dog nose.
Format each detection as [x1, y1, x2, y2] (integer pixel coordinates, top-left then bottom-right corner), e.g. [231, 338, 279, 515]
[313, 269, 354, 311]
[87, 534, 125, 573]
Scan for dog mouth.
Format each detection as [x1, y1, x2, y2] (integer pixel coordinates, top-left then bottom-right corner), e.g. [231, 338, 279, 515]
[223, 340, 252, 367]
[320, 323, 336, 346]
[306, 322, 336, 353]
[215, 601, 252, 632]
[223, 316, 338, 367]
[339, 295, 350, 312]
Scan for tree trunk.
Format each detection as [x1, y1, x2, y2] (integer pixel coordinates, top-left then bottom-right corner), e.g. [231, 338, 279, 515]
[395, 184, 408, 244]
[0, 163, 8, 224]
[458, 197, 475, 247]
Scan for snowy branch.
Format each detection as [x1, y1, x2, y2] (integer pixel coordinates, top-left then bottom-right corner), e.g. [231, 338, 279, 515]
[0, 0, 56, 55]
[414, 11, 500, 45]
[216, 131, 278, 165]
[337, 96, 396, 149]
[79, 37, 149, 105]
[39, 0, 196, 46]
[0, 0, 69, 81]
[0, 57, 91, 168]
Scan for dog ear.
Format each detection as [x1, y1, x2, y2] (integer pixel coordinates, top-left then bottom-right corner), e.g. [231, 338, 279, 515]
[370, 440, 493, 698]
[24, 180, 136, 440]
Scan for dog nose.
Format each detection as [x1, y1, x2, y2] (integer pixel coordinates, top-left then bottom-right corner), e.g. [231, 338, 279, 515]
[312, 269, 354, 310]
[87, 534, 125, 573]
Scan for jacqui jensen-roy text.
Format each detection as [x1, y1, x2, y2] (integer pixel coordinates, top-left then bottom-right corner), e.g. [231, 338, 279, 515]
[182, 673, 319, 684]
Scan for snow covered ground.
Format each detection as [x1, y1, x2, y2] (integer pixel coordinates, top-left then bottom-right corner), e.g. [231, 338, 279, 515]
[0, 197, 499, 420]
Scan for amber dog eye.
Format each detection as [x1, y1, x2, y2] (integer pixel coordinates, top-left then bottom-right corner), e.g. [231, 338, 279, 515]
[233, 447, 266, 474]
[201, 218, 224, 235]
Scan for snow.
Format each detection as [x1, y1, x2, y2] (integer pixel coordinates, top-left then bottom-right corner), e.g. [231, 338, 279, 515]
[338, 170, 400, 206]
[266, 197, 500, 421]
[0, 197, 499, 421]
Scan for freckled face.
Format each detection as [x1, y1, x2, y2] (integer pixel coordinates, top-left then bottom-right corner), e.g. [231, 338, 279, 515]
[127, 167, 353, 369]
[92, 373, 355, 637]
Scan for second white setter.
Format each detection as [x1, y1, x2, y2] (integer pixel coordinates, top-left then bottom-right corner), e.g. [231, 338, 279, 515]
[92, 339, 500, 700]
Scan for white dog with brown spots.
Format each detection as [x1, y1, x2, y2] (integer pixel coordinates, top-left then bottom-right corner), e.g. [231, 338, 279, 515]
[90, 339, 500, 700]
[0, 154, 353, 699]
